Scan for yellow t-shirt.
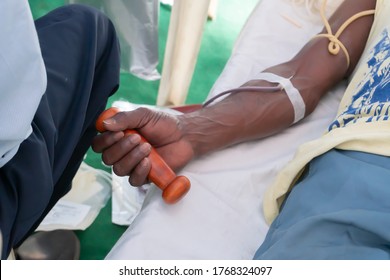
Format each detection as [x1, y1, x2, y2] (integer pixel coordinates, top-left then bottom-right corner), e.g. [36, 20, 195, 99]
[263, 0, 390, 224]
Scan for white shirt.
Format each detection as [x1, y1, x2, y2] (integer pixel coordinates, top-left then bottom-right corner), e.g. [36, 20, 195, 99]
[0, 0, 47, 167]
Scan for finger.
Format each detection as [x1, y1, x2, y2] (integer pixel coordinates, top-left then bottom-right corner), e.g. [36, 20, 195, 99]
[128, 158, 151, 186]
[112, 142, 152, 177]
[91, 131, 124, 153]
[101, 133, 142, 166]
[103, 108, 152, 132]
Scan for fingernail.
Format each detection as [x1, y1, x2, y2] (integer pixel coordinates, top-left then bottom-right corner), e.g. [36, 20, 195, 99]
[129, 134, 141, 144]
[141, 157, 149, 168]
[103, 118, 116, 125]
[113, 131, 124, 140]
[140, 143, 152, 153]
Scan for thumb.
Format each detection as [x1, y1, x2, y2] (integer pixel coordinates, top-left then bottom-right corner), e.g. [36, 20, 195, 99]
[101, 111, 133, 132]
[96, 107, 153, 132]
[101, 117, 120, 130]
[96, 107, 124, 132]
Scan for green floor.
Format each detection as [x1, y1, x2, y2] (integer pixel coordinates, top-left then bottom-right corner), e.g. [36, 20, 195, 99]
[28, 0, 258, 259]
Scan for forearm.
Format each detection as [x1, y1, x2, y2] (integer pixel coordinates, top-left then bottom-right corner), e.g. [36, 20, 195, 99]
[179, 87, 293, 156]
[179, 0, 376, 157]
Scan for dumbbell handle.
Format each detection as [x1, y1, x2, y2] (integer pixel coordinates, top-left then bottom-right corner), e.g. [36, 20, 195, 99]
[96, 107, 190, 204]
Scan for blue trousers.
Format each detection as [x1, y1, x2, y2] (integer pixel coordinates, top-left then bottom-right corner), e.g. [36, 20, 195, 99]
[0, 4, 120, 259]
[254, 149, 390, 260]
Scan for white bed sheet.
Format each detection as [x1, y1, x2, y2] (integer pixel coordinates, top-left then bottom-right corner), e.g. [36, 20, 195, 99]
[105, 0, 347, 260]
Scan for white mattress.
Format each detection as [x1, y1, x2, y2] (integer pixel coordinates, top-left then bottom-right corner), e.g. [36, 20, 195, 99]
[106, 0, 347, 259]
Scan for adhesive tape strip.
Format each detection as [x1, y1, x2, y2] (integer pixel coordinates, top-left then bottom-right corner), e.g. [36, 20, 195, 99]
[256, 72, 306, 123]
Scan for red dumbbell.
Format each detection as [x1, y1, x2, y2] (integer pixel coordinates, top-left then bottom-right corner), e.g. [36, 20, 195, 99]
[96, 107, 191, 204]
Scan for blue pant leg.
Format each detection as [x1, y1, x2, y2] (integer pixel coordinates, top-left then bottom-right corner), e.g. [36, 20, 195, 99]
[254, 149, 390, 260]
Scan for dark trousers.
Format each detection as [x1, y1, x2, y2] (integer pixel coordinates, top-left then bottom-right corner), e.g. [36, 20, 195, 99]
[0, 4, 120, 259]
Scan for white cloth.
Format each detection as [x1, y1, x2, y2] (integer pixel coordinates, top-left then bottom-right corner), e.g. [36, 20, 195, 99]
[105, 0, 347, 260]
[0, 0, 47, 167]
[67, 0, 160, 80]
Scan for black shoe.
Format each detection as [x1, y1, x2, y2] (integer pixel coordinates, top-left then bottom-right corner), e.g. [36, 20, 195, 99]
[15, 230, 80, 260]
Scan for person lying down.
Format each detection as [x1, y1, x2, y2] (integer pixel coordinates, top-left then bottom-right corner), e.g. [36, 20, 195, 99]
[93, 0, 390, 260]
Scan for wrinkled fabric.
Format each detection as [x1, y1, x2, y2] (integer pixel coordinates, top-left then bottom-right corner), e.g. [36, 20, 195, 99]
[255, 149, 390, 260]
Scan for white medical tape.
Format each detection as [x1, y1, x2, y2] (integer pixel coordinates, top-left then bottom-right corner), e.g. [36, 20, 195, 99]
[256, 72, 306, 123]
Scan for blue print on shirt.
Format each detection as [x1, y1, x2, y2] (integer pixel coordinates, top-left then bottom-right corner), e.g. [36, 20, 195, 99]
[329, 28, 390, 131]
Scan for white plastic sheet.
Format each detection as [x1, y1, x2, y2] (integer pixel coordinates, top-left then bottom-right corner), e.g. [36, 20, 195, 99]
[68, 0, 160, 80]
[37, 162, 111, 231]
[111, 173, 149, 226]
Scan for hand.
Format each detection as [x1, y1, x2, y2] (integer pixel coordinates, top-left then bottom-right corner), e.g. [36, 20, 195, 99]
[92, 107, 195, 186]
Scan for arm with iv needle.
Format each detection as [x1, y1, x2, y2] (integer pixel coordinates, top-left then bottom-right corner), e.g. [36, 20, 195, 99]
[92, 0, 376, 188]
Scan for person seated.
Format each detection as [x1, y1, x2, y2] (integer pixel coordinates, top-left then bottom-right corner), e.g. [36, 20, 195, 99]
[0, 1, 120, 259]
[93, 0, 390, 259]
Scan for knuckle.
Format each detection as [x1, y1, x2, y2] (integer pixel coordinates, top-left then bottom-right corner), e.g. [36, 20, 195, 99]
[91, 143, 100, 153]
[91, 136, 103, 153]
[135, 107, 150, 116]
[115, 111, 128, 121]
